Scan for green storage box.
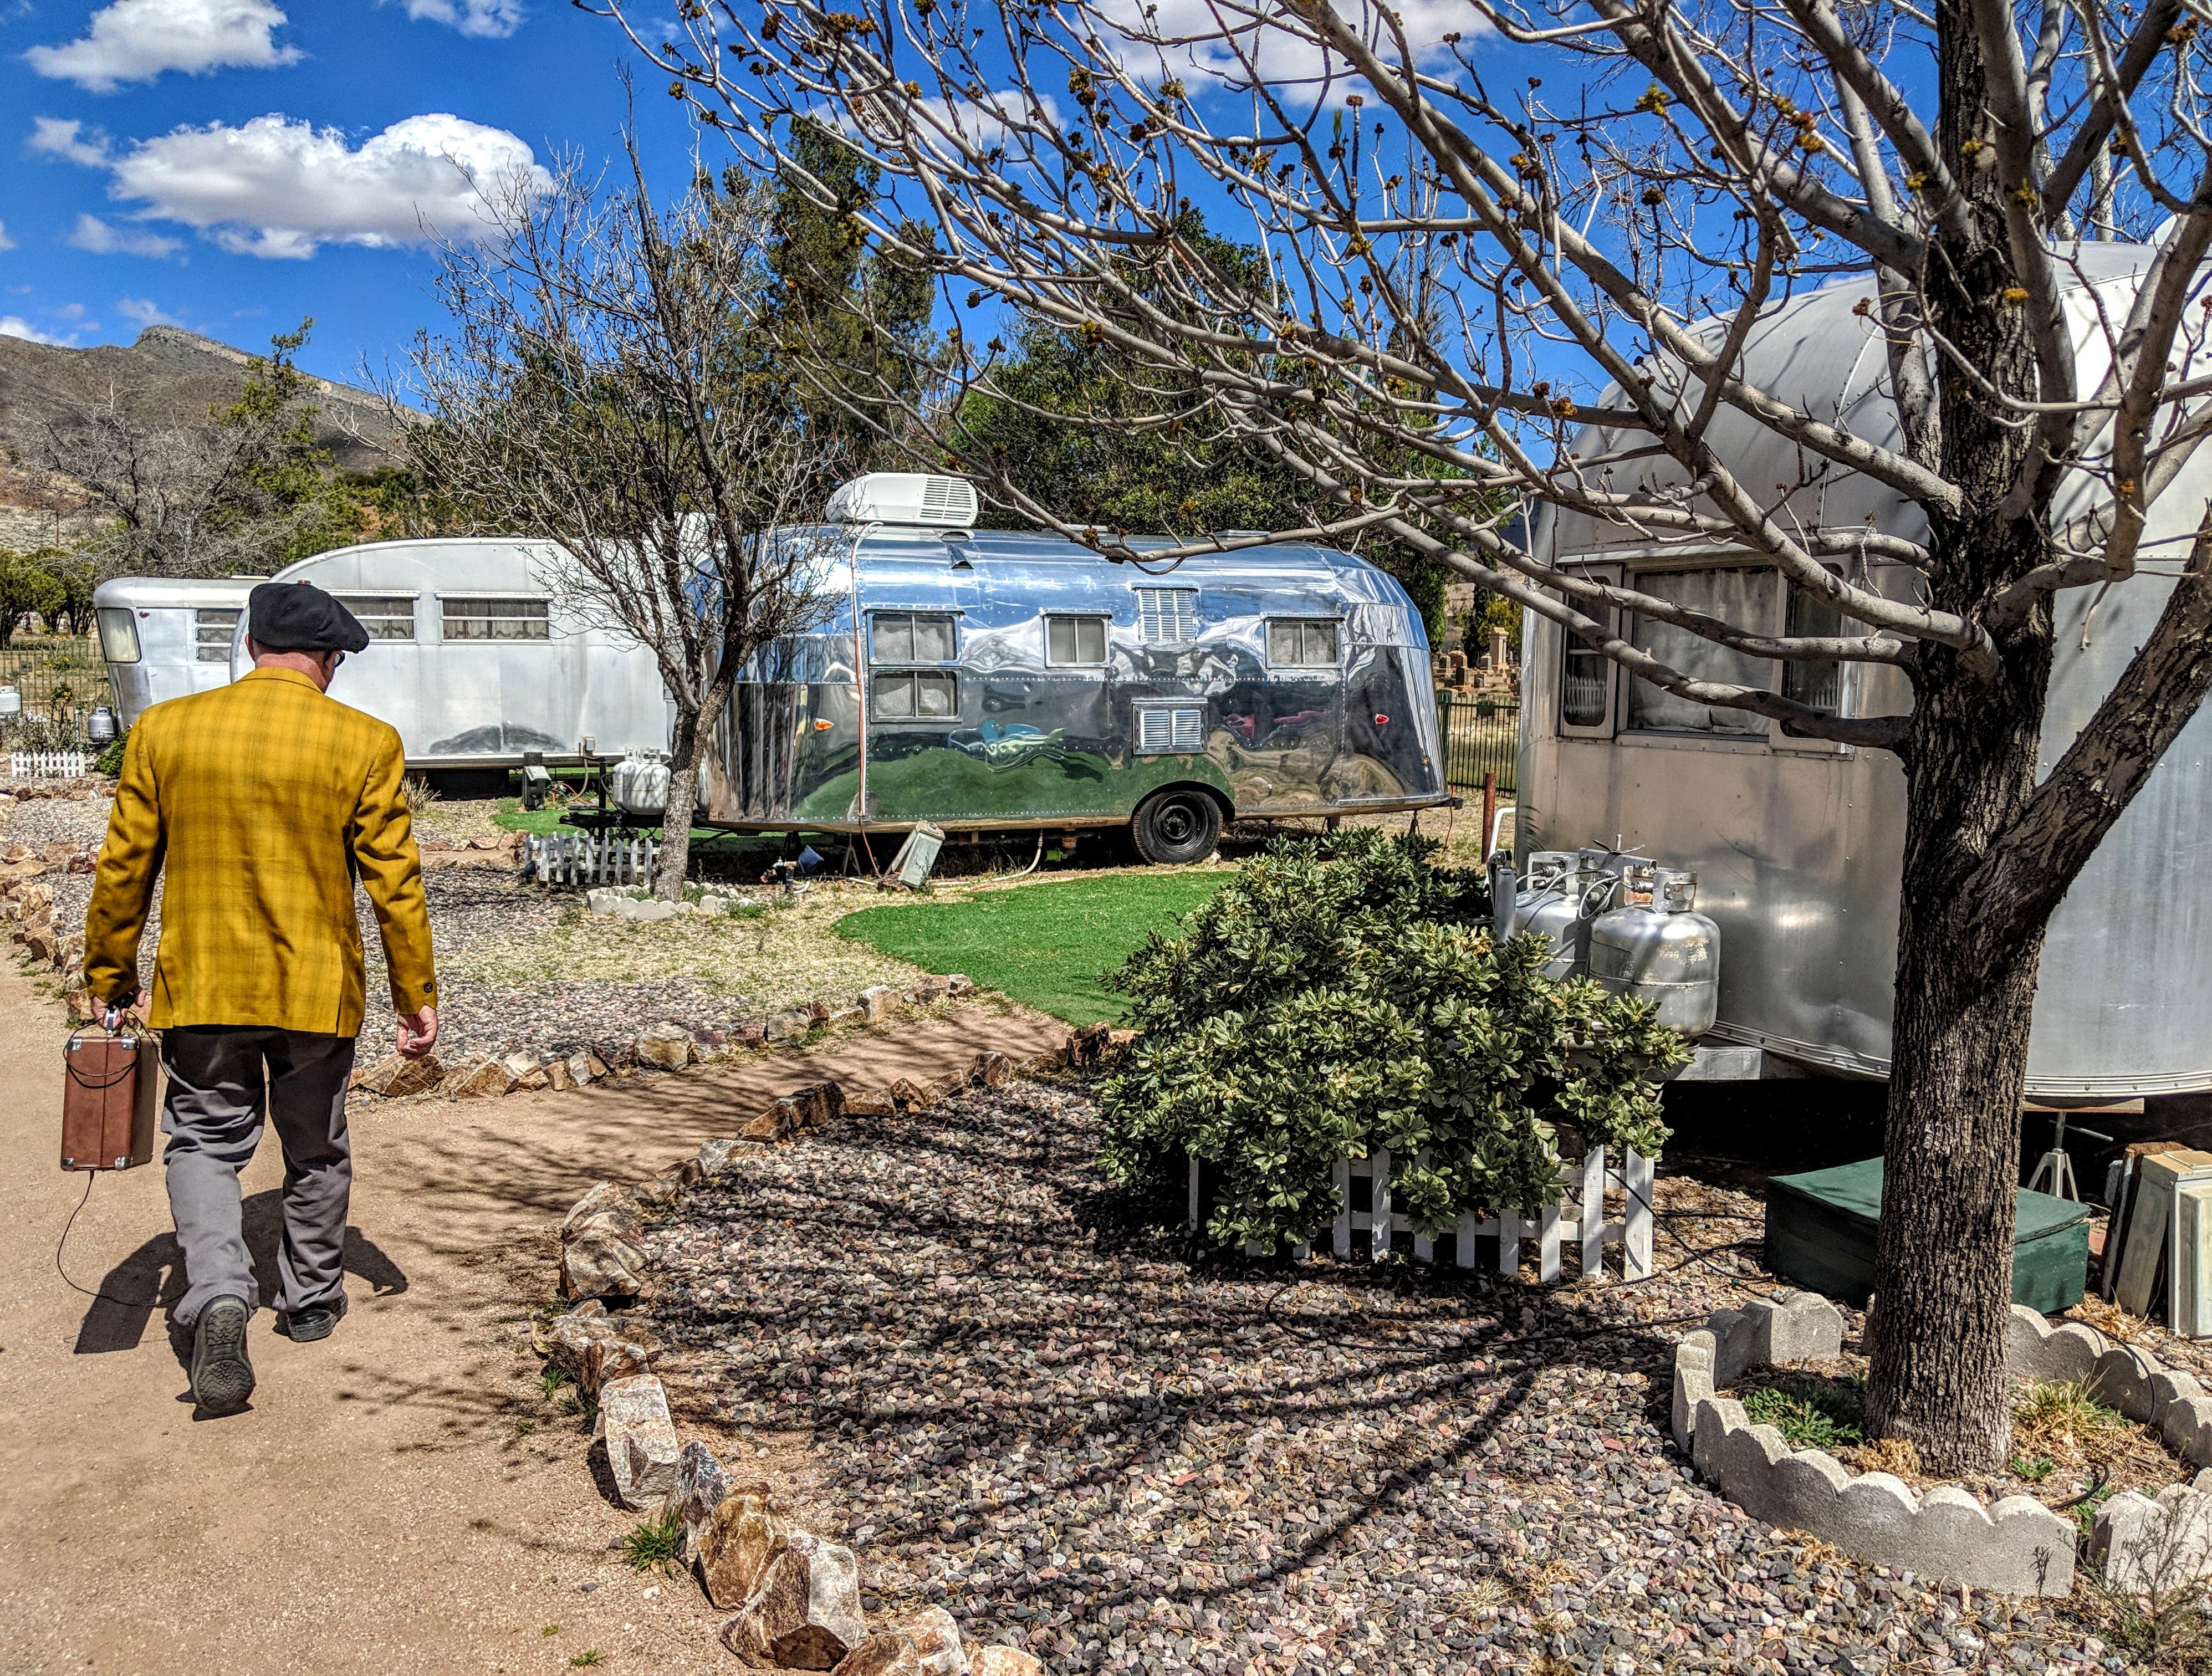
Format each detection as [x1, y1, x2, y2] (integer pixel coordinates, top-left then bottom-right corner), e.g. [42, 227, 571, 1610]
[1764, 1157, 2092, 1314]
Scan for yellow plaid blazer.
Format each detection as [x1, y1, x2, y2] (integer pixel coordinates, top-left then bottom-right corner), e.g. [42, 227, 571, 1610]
[84, 666, 438, 1035]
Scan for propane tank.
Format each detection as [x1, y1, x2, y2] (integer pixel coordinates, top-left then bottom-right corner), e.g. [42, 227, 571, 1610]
[611, 750, 672, 819]
[1514, 851, 1591, 980]
[1588, 865, 1720, 1036]
[86, 705, 119, 744]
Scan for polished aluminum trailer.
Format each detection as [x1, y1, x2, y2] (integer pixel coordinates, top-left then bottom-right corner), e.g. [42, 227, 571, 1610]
[236, 539, 671, 769]
[1522, 242, 2212, 1102]
[93, 576, 256, 726]
[700, 474, 1448, 861]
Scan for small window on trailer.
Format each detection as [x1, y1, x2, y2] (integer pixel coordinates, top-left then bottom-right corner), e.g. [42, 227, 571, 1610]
[443, 597, 550, 641]
[1132, 588, 1198, 644]
[195, 608, 239, 663]
[96, 608, 141, 665]
[872, 671, 958, 719]
[334, 594, 418, 642]
[870, 611, 957, 663]
[1266, 619, 1340, 668]
[1557, 563, 1621, 737]
[1133, 702, 1204, 754]
[1045, 615, 1108, 666]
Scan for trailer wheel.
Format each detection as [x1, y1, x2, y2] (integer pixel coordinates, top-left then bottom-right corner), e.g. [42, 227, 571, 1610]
[1130, 789, 1222, 865]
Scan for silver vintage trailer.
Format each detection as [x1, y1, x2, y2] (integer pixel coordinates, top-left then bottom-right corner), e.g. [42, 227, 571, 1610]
[700, 474, 1448, 861]
[93, 576, 258, 726]
[1521, 242, 2212, 1103]
[232, 539, 671, 769]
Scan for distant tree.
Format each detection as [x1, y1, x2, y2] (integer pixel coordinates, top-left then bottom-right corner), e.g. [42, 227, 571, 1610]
[0, 550, 64, 650]
[39, 549, 97, 637]
[750, 117, 939, 494]
[403, 146, 836, 898]
[953, 217, 1459, 636]
[31, 323, 389, 579]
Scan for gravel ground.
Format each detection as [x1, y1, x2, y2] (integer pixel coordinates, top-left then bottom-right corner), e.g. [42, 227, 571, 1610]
[13, 788, 928, 1062]
[635, 1079, 2134, 1676]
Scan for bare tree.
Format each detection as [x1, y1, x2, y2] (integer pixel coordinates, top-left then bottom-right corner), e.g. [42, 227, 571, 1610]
[28, 325, 353, 579]
[592, 0, 2212, 1469]
[402, 148, 836, 897]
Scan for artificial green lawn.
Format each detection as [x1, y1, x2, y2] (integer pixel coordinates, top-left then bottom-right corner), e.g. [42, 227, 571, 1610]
[834, 871, 1232, 1025]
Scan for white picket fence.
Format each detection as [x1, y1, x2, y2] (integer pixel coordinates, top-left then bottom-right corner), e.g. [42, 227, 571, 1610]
[529, 830, 658, 888]
[9, 750, 89, 779]
[1189, 1143, 1655, 1282]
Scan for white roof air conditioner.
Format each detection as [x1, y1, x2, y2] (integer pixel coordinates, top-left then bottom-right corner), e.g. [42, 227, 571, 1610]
[824, 472, 980, 528]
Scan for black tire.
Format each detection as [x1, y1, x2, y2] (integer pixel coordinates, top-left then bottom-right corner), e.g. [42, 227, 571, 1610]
[1130, 789, 1223, 865]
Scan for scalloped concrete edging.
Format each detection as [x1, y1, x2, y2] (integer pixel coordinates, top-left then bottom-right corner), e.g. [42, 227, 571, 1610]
[1672, 1294, 2081, 1596]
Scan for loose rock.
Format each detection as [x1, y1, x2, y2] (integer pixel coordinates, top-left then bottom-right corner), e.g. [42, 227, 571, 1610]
[830, 1633, 923, 1676]
[719, 1530, 866, 1670]
[661, 1440, 732, 1564]
[596, 1373, 681, 1510]
[698, 1478, 781, 1609]
[352, 1051, 445, 1099]
[893, 1607, 967, 1676]
[634, 1021, 694, 1069]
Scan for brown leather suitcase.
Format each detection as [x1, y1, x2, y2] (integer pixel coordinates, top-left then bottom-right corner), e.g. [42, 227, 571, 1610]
[61, 1028, 160, 1172]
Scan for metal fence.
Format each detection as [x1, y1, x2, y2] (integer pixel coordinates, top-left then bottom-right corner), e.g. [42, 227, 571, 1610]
[1434, 690, 1520, 794]
[0, 635, 107, 729]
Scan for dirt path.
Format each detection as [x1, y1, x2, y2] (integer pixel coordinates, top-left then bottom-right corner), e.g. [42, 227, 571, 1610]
[0, 964, 1065, 1675]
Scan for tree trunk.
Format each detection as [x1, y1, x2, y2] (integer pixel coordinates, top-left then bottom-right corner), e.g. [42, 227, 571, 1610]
[654, 709, 701, 901]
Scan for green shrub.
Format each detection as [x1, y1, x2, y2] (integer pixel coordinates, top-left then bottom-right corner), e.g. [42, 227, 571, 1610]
[1098, 829, 1687, 1250]
[95, 731, 127, 777]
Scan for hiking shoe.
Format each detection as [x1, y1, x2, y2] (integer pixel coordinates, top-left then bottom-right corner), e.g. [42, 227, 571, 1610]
[280, 1295, 348, 1343]
[191, 1296, 255, 1416]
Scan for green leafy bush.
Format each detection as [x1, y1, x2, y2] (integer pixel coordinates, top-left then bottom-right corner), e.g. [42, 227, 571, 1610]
[1098, 829, 1688, 1250]
[95, 731, 128, 778]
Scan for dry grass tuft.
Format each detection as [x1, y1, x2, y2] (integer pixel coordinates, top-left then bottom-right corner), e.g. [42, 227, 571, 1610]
[2069, 1294, 2145, 1344]
[1851, 1435, 1923, 1478]
[2013, 1377, 2131, 1471]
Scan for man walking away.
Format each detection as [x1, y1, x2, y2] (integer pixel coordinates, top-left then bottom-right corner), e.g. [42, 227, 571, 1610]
[84, 582, 439, 1417]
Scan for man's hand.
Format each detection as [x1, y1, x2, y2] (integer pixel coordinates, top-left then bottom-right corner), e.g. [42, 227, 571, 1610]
[102, 988, 150, 1032]
[396, 1005, 440, 1059]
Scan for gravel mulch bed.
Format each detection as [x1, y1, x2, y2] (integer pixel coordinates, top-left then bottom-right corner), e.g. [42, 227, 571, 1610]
[0, 784, 113, 851]
[633, 1079, 2129, 1676]
[19, 790, 918, 1062]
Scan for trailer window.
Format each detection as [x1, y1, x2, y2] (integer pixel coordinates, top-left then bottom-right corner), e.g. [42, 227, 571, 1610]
[1133, 588, 1199, 643]
[871, 612, 956, 663]
[1560, 633, 1610, 727]
[96, 608, 141, 666]
[1046, 615, 1107, 666]
[335, 594, 417, 642]
[1624, 567, 1774, 737]
[195, 609, 240, 664]
[872, 671, 957, 720]
[1267, 619, 1340, 668]
[1781, 581, 1844, 714]
[443, 597, 550, 641]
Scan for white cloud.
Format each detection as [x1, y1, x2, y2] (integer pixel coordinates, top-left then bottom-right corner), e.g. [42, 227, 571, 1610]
[49, 112, 553, 259]
[117, 296, 183, 328]
[0, 315, 73, 345]
[395, 0, 524, 39]
[1096, 0, 1471, 98]
[70, 213, 183, 256]
[25, 0, 302, 92]
[28, 117, 114, 166]
[0, 219, 14, 251]
[55, 303, 88, 319]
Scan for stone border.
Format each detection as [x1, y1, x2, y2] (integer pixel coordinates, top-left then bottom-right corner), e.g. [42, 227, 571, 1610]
[535, 1039, 1119, 1676]
[1672, 1295, 2212, 1597]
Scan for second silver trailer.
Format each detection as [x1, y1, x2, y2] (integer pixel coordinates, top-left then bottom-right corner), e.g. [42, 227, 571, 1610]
[699, 474, 1449, 861]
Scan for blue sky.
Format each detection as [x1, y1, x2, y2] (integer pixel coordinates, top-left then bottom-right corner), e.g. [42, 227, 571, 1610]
[0, 0, 691, 386]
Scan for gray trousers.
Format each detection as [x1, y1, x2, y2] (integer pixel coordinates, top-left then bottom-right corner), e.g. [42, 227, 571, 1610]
[161, 1027, 357, 1330]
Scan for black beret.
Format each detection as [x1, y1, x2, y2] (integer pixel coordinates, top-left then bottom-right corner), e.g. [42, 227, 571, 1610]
[248, 581, 369, 654]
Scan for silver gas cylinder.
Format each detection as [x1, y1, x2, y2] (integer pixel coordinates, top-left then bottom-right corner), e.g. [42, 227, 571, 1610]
[612, 750, 673, 819]
[1588, 865, 1720, 1036]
